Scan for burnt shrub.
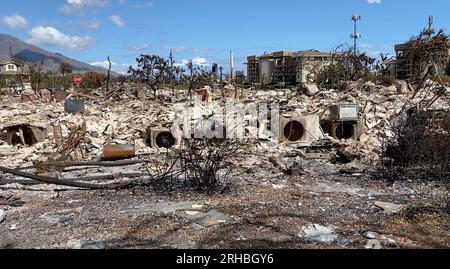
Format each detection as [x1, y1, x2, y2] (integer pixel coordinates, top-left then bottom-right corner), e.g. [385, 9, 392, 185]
[312, 45, 377, 89]
[379, 109, 450, 182]
[146, 138, 246, 193]
[178, 138, 245, 192]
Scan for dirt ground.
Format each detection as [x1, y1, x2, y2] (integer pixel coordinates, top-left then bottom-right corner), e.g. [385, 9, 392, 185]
[1, 168, 448, 249]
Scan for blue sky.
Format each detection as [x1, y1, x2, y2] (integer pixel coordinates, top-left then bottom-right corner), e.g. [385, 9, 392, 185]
[1, 0, 449, 73]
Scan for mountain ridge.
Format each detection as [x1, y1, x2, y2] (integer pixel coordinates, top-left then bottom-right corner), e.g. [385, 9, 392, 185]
[0, 33, 119, 76]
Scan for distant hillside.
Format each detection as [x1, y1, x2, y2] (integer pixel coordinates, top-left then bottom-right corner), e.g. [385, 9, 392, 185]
[0, 33, 119, 76]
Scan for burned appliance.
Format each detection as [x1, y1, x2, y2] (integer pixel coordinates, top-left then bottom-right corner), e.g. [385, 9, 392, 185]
[147, 127, 177, 148]
[330, 104, 359, 121]
[2, 123, 47, 146]
[328, 104, 362, 140]
[279, 114, 324, 145]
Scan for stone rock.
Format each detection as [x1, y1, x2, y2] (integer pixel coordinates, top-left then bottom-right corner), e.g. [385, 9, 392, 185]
[40, 210, 75, 224]
[185, 211, 201, 216]
[54, 89, 69, 102]
[272, 183, 286, 190]
[191, 204, 204, 210]
[365, 239, 382, 249]
[303, 83, 319, 96]
[21, 90, 38, 102]
[362, 82, 376, 93]
[363, 231, 379, 239]
[67, 239, 106, 249]
[339, 81, 359, 92]
[121, 201, 200, 215]
[192, 210, 231, 228]
[0, 209, 6, 223]
[359, 133, 369, 143]
[395, 80, 408, 93]
[380, 235, 396, 245]
[177, 210, 231, 228]
[40, 89, 52, 102]
[298, 224, 338, 243]
[385, 85, 397, 92]
[374, 201, 405, 214]
[338, 238, 351, 248]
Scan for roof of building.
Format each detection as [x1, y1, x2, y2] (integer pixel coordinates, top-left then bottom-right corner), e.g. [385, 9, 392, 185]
[0, 60, 19, 66]
[296, 49, 331, 57]
[248, 49, 331, 60]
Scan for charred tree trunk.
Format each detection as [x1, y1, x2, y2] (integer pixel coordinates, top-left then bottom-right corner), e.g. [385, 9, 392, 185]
[106, 56, 112, 92]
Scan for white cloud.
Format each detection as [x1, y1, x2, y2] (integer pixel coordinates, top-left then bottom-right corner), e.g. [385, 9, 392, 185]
[118, 0, 154, 8]
[67, 0, 110, 6]
[192, 57, 208, 66]
[126, 42, 150, 51]
[1, 14, 28, 29]
[176, 57, 209, 67]
[110, 15, 125, 27]
[367, 0, 382, 4]
[360, 44, 375, 49]
[27, 26, 94, 50]
[60, 0, 110, 15]
[84, 20, 100, 29]
[90, 60, 131, 74]
[359, 44, 393, 59]
[360, 43, 391, 50]
[59, 4, 83, 14]
[132, 1, 154, 8]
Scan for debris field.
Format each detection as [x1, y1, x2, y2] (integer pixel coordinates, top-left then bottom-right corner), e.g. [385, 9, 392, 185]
[0, 81, 449, 249]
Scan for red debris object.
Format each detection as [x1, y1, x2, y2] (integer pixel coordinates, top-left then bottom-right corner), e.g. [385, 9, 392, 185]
[73, 75, 83, 85]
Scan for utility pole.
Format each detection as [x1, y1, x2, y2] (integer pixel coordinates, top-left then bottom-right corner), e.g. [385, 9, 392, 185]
[9, 40, 13, 61]
[425, 15, 435, 38]
[351, 14, 362, 54]
[230, 50, 235, 84]
[169, 49, 174, 95]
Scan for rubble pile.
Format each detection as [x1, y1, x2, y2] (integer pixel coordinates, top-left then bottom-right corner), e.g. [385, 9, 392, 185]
[0, 81, 449, 174]
[0, 81, 449, 250]
[247, 83, 449, 163]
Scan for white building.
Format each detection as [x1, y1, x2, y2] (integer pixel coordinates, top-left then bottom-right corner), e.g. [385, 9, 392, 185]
[0, 60, 22, 75]
[246, 50, 332, 85]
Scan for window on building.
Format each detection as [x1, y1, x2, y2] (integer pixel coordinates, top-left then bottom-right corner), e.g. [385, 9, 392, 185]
[8, 65, 14, 70]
